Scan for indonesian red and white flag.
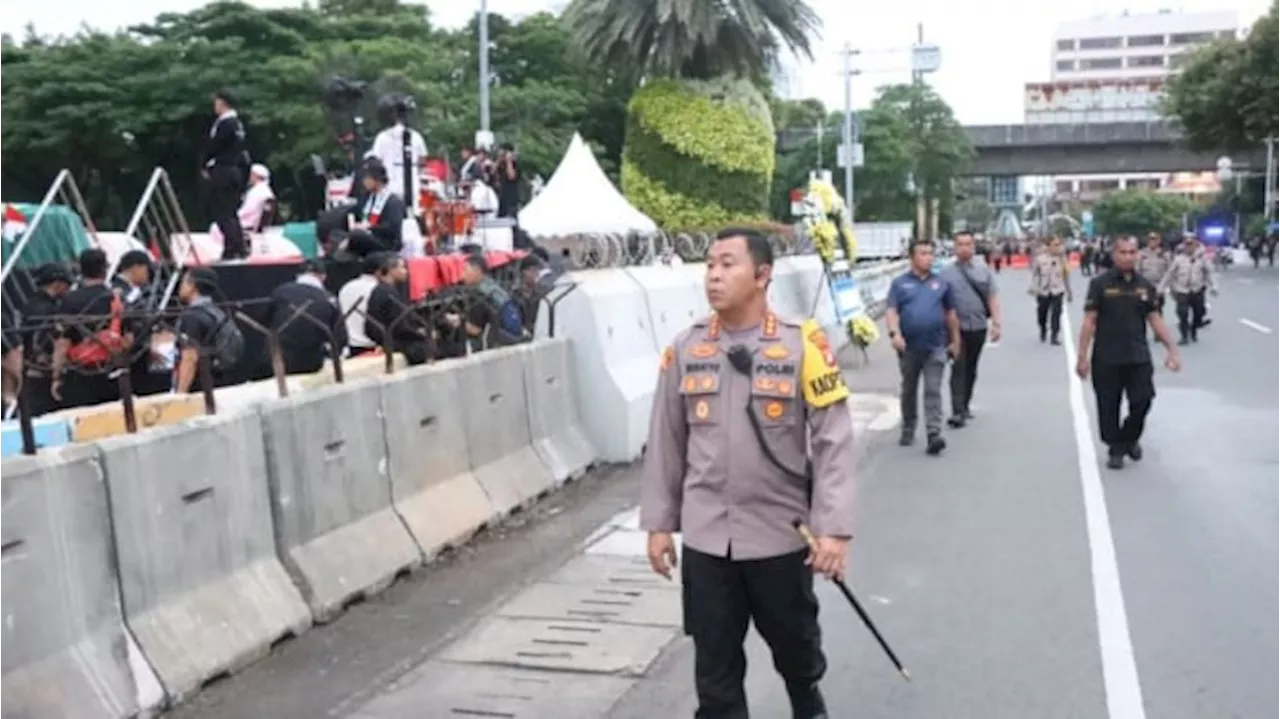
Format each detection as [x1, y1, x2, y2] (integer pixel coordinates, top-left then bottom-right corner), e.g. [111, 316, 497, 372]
[1, 204, 27, 241]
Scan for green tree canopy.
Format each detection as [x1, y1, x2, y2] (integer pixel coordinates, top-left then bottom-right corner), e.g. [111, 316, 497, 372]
[1, 1, 633, 228]
[1092, 188, 1194, 237]
[1162, 2, 1279, 152]
[769, 83, 972, 227]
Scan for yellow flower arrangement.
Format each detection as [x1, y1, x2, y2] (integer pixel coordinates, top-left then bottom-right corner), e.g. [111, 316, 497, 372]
[801, 178, 876, 348]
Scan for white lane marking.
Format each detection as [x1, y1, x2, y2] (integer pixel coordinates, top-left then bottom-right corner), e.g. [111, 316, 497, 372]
[1239, 318, 1272, 334]
[1059, 310, 1148, 719]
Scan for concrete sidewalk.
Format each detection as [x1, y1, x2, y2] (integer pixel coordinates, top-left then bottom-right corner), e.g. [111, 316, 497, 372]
[342, 344, 905, 719]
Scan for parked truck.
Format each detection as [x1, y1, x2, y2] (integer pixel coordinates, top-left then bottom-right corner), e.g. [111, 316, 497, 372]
[852, 222, 911, 261]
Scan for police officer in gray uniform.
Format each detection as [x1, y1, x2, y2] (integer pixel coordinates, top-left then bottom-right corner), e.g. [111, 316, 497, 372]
[642, 227, 859, 719]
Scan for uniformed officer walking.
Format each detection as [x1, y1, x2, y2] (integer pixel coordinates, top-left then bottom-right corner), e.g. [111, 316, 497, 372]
[1158, 236, 1217, 345]
[641, 227, 858, 719]
[1076, 236, 1181, 470]
[1136, 233, 1171, 338]
[1028, 236, 1073, 344]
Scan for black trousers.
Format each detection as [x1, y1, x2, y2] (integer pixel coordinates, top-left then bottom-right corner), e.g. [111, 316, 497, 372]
[949, 329, 987, 415]
[682, 545, 825, 719]
[1036, 293, 1064, 338]
[1173, 290, 1206, 339]
[346, 229, 398, 257]
[1091, 361, 1155, 456]
[206, 165, 247, 260]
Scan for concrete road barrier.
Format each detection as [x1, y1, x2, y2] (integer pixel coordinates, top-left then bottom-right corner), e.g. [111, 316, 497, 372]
[97, 411, 310, 704]
[259, 380, 422, 623]
[380, 360, 496, 559]
[626, 264, 708, 350]
[456, 347, 556, 516]
[768, 258, 808, 320]
[535, 269, 656, 462]
[1, 445, 164, 718]
[520, 339, 596, 484]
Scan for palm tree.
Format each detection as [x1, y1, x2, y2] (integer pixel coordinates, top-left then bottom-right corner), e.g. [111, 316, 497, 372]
[563, 0, 821, 80]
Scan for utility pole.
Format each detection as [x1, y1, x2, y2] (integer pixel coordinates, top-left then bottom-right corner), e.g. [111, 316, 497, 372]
[478, 0, 491, 134]
[841, 43, 858, 222]
[815, 119, 824, 171]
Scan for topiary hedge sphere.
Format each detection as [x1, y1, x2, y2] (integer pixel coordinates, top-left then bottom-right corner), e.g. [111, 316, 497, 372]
[622, 77, 776, 230]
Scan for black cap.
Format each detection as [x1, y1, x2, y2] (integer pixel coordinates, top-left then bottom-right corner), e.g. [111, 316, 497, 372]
[34, 263, 72, 287]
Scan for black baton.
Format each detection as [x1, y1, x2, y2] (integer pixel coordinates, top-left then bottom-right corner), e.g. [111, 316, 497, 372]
[794, 520, 911, 682]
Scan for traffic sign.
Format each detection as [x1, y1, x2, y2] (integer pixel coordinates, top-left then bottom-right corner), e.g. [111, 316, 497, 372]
[838, 142, 864, 169]
[911, 44, 942, 74]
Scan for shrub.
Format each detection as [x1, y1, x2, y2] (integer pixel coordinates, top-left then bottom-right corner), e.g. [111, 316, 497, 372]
[622, 78, 776, 229]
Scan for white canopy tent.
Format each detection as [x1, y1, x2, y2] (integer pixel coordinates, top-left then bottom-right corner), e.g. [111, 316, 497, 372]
[518, 133, 658, 237]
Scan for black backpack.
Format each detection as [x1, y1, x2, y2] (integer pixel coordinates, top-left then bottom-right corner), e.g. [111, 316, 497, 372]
[197, 305, 245, 370]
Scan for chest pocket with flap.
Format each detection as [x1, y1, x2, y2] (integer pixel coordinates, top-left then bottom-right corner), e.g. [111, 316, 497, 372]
[749, 368, 800, 428]
[679, 369, 721, 425]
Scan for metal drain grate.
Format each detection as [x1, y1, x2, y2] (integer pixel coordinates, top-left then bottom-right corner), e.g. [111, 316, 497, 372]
[547, 554, 684, 589]
[439, 617, 675, 676]
[348, 662, 634, 719]
[496, 582, 682, 628]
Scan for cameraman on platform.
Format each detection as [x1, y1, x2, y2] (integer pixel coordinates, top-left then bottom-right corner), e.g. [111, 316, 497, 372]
[368, 94, 427, 212]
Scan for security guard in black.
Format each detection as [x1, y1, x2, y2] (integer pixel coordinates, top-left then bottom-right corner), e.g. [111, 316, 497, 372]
[1076, 237, 1180, 470]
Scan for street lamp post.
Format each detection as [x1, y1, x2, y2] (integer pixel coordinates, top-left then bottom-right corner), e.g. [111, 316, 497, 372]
[478, 0, 491, 135]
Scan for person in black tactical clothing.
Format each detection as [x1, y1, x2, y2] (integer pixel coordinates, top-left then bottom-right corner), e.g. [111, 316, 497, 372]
[267, 259, 347, 375]
[18, 264, 71, 416]
[338, 160, 407, 258]
[364, 254, 430, 365]
[203, 90, 250, 261]
[53, 249, 120, 409]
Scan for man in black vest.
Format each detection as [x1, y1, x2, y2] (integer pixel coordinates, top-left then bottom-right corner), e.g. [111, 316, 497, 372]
[203, 90, 250, 261]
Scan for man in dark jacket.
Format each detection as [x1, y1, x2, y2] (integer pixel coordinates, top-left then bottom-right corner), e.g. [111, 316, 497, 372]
[204, 90, 250, 260]
[341, 160, 407, 258]
[267, 259, 347, 374]
[364, 253, 430, 365]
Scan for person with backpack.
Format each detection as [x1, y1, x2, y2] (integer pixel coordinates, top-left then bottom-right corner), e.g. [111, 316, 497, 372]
[52, 249, 126, 409]
[173, 267, 245, 393]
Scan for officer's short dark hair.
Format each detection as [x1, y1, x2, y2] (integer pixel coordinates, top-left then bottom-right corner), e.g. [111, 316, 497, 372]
[908, 239, 934, 257]
[302, 258, 326, 276]
[375, 253, 403, 276]
[213, 89, 237, 107]
[78, 248, 108, 280]
[185, 267, 219, 295]
[952, 230, 974, 241]
[1113, 236, 1138, 249]
[715, 226, 773, 269]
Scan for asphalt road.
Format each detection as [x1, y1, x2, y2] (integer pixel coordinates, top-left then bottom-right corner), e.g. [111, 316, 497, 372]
[614, 263, 1278, 719]
[167, 263, 1277, 719]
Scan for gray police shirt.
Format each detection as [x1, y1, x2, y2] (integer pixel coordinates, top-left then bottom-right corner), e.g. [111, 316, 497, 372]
[939, 260, 997, 332]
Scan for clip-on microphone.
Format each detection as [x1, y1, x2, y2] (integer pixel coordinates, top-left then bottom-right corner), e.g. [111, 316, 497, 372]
[727, 343, 808, 483]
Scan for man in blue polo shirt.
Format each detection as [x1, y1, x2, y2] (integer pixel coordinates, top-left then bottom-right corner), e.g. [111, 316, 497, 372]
[885, 240, 961, 455]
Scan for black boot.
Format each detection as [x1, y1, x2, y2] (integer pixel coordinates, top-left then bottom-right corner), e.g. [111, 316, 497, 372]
[899, 428, 915, 446]
[787, 682, 829, 719]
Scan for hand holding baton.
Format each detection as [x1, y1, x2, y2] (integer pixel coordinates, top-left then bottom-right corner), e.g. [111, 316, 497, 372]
[793, 520, 911, 682]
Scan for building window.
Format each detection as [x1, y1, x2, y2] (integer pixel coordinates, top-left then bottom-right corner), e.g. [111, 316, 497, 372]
[1056, 60, 1075, 71]
[1170, 31, 1214, 45]
[1168, 53, 1189, 69]
[1082, 179, 1121, 193]
[1080, 57, 1123, 70]
[1219, 30, 1237, 39]
[1079, 36, 1123, 50]
[1127, 34, 1165, 47]
[1055, 180, 1075, 194]
[1128, 55, 1165, 68]
[1056, 39, 1075, 51]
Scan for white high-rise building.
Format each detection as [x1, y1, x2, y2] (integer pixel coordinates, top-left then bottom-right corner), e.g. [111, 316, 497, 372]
[1031, 9, 1238, 200]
